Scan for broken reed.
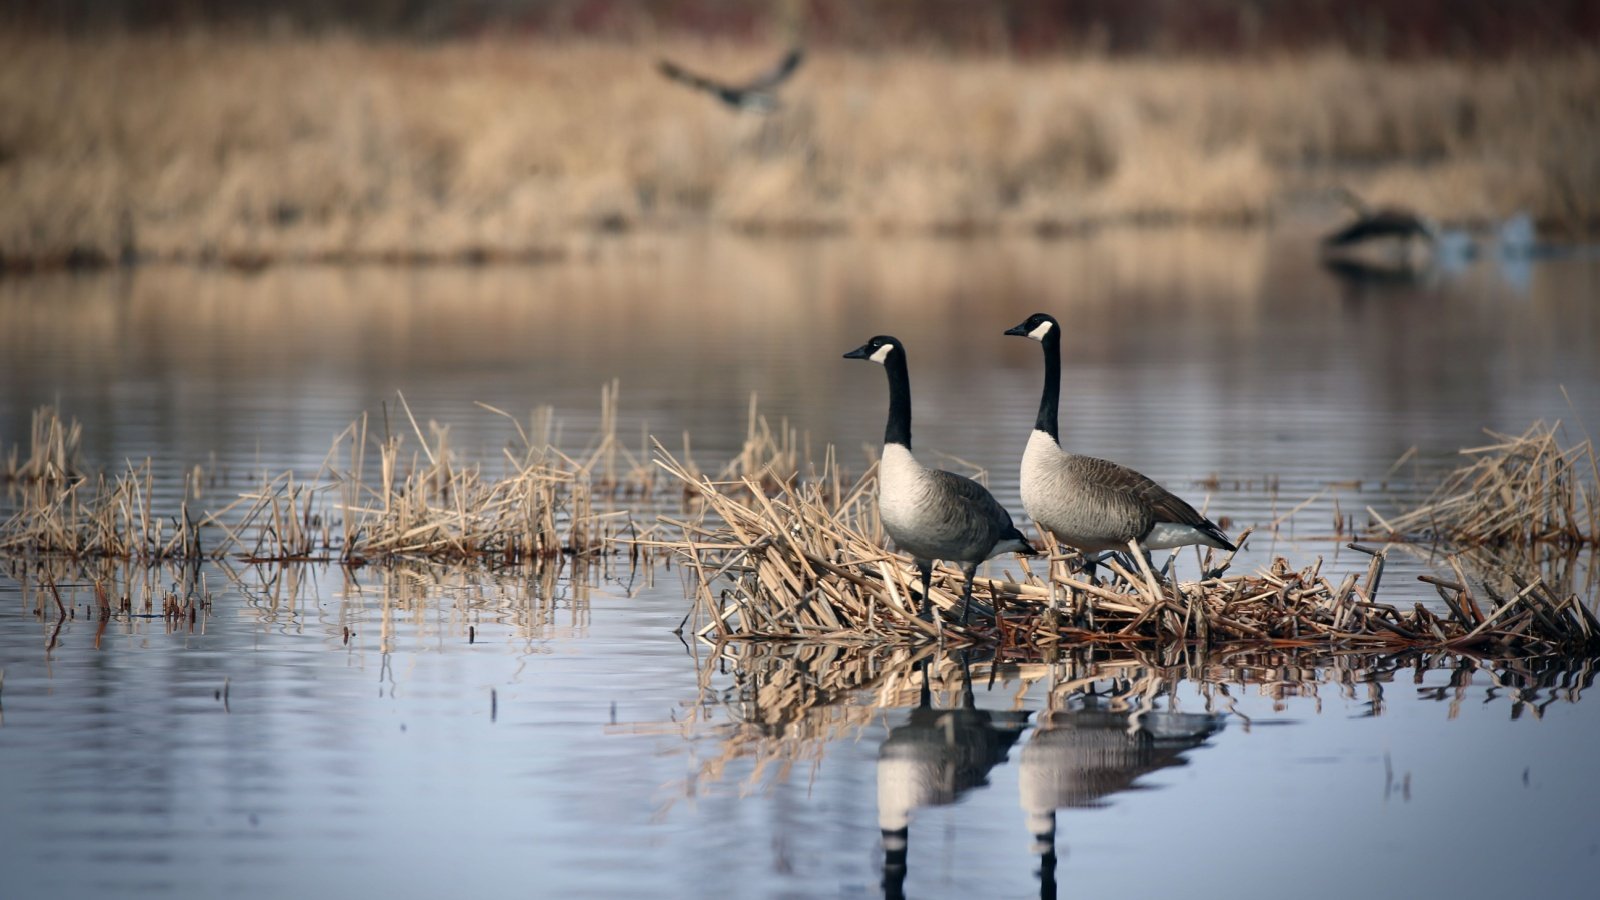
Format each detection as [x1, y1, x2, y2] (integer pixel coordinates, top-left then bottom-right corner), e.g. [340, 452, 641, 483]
[0, 391, 661, 565]
[1380, 420, 1598, 552]
[655, 446, 1600, 654]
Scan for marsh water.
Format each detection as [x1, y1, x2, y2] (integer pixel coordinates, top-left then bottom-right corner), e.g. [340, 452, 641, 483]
[2, 231, 1598, 899]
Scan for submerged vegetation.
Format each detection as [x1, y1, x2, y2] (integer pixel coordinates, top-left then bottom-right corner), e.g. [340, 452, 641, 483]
[2, 33, 1598, 269]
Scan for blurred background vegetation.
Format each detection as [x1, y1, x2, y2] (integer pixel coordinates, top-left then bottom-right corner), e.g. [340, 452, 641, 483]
[14, 1, 1600, 55]
[2, 0, 1596, 268]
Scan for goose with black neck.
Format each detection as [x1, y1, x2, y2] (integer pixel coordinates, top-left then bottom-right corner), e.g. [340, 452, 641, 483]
[1004, 313, 1235, 579]
[843, 335, 1035, 626]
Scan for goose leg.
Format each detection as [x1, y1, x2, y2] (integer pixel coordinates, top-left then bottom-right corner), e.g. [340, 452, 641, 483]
[916, 559, 934, 621]
[1081, 550, 1111, 584]
[959, 563, 979, 625]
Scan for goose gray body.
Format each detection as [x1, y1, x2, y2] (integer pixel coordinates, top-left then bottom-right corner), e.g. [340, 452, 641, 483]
[1319, 187, 1441, 272]
[879, 444, 1029, 567]
[1020, 431, 1231, 553]
[1006, 314, 1235, 557]
[845, 335, 1033, 622]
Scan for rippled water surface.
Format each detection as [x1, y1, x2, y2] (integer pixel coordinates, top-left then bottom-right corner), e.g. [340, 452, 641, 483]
[2, 232, 1598, 899]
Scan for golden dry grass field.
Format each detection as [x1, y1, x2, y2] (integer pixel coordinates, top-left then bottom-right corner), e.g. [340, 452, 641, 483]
[2, 33, 1596, 267]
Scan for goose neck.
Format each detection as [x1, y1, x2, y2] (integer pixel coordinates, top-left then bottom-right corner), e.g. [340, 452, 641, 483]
[883, 352, 912, 449]
[1035, 334, 1060, 441]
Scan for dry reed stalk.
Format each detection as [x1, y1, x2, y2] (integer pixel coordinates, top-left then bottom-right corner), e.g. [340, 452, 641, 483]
[653, 444, 1599, 655]
[0, 406, 82, 484]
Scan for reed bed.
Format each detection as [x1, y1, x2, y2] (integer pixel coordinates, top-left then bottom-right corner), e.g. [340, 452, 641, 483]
[3, 33, 1597, 269]
[654, 445, 1600, 654]
[1380, 420, 1598, 552]
[0, 394, 661, 566]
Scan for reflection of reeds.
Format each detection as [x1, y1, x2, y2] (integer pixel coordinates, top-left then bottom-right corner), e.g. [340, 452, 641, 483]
[3, 34, 1596, 268]
[655, 444, 1599, 654]
[639, 640, 1595, 800]
[10, 556, 215, 653]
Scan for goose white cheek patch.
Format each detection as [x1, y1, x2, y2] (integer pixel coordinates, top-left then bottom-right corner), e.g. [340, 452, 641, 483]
[869, 344, 895, 364]
[1028, 321, 1053, 341]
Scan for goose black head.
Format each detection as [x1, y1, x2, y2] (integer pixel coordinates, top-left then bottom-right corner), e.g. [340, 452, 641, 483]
[1004, 313, 1059, 343]
[843, 335, 902, 366]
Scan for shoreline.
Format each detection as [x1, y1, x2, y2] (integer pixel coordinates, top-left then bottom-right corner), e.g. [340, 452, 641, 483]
[5, 34, 1596, 273]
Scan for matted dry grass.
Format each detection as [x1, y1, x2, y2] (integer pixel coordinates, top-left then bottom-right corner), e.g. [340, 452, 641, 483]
[3, 33, 1597, 268]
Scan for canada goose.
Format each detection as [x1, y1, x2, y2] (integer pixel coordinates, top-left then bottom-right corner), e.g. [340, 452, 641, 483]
[656, 46, 804, 113]
[1003, 314, 1235, 577]
[844, 335, 1035, 624]
[1321, 187, 1439, 268]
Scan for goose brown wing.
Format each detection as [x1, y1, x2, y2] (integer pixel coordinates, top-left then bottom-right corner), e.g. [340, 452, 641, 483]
[923, 469, 1021, 552]
[1077, 456, 1233, 550]
[656, 59, 726, 94]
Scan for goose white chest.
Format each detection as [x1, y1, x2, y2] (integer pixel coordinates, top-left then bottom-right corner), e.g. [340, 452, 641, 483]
[877, 443, 930, 536]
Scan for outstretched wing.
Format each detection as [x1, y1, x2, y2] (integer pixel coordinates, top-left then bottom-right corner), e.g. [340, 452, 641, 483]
[656, 59, 729, 95]
[738, 47, 804, 92]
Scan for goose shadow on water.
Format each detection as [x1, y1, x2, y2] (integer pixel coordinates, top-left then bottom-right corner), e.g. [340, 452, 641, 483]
[875, 662, 1225, 900]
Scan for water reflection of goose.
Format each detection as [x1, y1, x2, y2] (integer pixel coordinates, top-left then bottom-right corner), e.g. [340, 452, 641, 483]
[845, 336, 1035, 624]
[878, 661, 1030, 899]
[656, 46, 804, 114]
[1003, 313, 1234, 581]
[1019, 698, 1223, 898]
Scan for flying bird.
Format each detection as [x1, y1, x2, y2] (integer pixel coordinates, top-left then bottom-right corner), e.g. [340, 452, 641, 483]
[656, 46, 804, 113]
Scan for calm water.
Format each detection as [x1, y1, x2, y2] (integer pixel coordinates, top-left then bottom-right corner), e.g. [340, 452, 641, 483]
[2, 231, 1598, 899]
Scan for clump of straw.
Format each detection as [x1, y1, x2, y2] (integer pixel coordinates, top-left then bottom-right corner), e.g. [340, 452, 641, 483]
[1383, 421, 1597, 551]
